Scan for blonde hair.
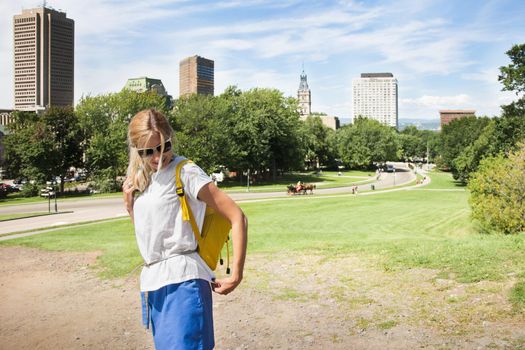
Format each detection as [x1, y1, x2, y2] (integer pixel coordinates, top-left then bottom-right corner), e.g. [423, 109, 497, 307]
[127, 109, 174, 192]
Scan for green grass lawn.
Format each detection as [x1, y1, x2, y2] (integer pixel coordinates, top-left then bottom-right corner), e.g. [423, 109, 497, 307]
[2, 171, 524, 307]
[219, 170, 374, 193]
[0, 171, 371, 205]
[0, 191, 122, 206]
[0, 212, 51, 221]
[0, 218, 141, 279]
[242, 175, 523, 284]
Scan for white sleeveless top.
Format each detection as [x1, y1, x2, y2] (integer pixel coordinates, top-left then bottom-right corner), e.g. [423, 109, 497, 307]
[133, 156, 214, 292]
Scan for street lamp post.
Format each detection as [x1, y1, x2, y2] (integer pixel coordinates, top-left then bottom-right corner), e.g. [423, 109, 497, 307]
[247, 169, 250, 192]
[48, 186, 51, 213]
[54, 181, 58, 213]
[393, 168, 396, 187]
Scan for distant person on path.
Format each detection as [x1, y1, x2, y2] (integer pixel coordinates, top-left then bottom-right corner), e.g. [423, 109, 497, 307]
[123, 109, 248, 350]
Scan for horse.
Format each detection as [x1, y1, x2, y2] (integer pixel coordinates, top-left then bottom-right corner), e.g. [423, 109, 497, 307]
[286, 183, 316, 195]
[303, 183, 316, 194]
[287, 184, 298, 195]
[287, 184, 306, 195]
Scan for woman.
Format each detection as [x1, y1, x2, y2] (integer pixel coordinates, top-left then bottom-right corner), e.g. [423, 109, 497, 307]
[123, 109, 247, 349]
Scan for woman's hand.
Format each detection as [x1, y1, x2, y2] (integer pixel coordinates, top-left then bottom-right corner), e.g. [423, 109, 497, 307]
[212, 276, 242, 295]
[122, 178, 135, 223]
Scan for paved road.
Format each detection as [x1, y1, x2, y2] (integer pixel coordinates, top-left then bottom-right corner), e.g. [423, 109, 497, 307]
[0, 163, 415, 236]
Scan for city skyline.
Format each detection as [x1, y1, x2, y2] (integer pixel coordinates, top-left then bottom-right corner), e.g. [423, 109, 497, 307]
[1, 0, 524, 120]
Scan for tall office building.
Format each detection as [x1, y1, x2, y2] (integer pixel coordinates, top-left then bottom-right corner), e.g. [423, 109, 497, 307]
[352, 73, 398, 128]
[13, 7, 74, 111]
[297, 70, 311, 118]
[179, 55, 214, 97]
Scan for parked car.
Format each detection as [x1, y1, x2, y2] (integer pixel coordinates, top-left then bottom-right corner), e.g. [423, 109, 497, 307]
[0, 183, 20, 193]
[386, 164, 395, 172]
[13, 178, 27, 185]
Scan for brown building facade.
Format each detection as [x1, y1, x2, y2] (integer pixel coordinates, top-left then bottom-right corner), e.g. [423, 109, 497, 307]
[13, 7, 74, 111]
[439, 110, 476, 128]
[179, 55, 214, 97]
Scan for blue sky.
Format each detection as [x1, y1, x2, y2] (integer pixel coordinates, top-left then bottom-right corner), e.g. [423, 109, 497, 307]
[1, 0, 524, 120]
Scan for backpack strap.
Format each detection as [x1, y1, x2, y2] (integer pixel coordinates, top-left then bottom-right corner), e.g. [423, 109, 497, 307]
[175, 159, 203, 246]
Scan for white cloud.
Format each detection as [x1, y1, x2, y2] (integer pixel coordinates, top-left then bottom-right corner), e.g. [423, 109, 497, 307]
[399, 94, 475, 119]
[210, 39, 255, 51]
[399, 90, 519, 119]
[461, 68, 501, 84]
[400, 94, 472, 108]
[165, 5, 490, 76]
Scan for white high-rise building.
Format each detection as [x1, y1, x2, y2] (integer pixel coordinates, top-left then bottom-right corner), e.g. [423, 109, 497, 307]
[352, 73, 398, 128]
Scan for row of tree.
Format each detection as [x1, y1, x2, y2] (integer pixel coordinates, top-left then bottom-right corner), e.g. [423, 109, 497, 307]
[5, 86, 440, 192]
[438, 102, 525, 184]
[464, 43, 525, 234]
[4, 43, 523, 234]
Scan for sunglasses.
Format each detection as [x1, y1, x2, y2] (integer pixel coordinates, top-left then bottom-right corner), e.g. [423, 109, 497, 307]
[137, 139, 172, 158]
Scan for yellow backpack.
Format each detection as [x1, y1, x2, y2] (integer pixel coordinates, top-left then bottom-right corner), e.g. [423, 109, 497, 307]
[175, 159, 231, 272]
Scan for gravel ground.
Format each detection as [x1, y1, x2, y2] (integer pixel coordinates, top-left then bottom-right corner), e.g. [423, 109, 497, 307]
[1, 246, 524, 350]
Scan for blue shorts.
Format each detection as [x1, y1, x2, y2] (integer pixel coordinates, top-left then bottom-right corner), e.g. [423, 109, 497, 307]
[142, 279, 214, 350]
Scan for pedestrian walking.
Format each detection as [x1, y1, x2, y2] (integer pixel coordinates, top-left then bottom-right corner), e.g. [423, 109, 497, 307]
[123, 109, 248, 349]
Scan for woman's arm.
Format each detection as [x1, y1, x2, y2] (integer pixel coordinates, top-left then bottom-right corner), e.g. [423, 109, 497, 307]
[122, 179, 135, 224]
[198, 182, 248, 295]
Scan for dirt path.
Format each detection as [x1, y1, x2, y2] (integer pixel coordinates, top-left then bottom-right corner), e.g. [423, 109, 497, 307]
[1, 246, 524, 349]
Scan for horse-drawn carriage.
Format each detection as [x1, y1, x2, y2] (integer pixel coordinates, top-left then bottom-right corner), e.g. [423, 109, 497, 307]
[287, 182, 316, 195]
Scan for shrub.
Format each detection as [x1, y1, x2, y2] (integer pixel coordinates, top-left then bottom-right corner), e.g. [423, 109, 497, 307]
[90, 168, 123, 193]
[20, 182, 41, 197]
[468, 143, 525, 234]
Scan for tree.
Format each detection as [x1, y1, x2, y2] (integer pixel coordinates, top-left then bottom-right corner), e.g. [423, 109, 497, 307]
[490, 43, 525, 155]
[453, 43, 525, 183]
[468, 143, 525, 234]
[337, 117, 399, 169]
[398, 126, 439, 162]
[452, 120, 496, 183]
[170, 87, 305, 179]
[228, 88, 304, 179]
[439, 115, 490, 177]
[170, 93, 237, 174]
[398, 132, 421, 161]
[499, 43, 525, 96]
[301, 115, 336, 169]
[4, 107, 83, 192]
[76, 89, 168, 191]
